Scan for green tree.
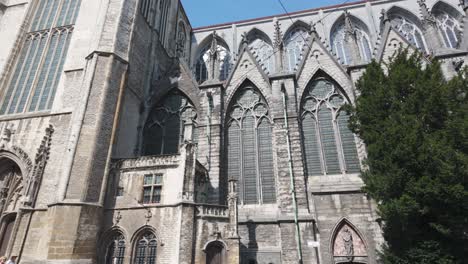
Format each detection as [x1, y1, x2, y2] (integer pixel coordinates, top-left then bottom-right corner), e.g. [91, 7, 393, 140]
[348, 50, 468, 264]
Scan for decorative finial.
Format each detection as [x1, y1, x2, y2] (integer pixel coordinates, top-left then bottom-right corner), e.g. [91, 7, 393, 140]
[380, 9, 390, 25]
[273, 19, 283, 49]
[344, 10, 356, 40]
[418, 0, 436, 25]
[240, 32, 249, 47]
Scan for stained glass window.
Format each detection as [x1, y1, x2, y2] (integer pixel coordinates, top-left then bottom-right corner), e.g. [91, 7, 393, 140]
[390, 15, 427, 52]
[143, 91, 197, 155]
[434, 11, 461, 49]
[301, 79, 360, 176]
[331, 23, 372, 65]
[0, 0, 81, 115]
[227, 87, 276, 204]
[284, 27, 309, 72]
[134, 232, 158, 264]
[105, 233, 126, 264]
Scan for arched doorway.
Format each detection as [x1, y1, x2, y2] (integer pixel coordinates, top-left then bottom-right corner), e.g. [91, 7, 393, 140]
[205, 241, 226, 264]
[0, 158, 23, 255]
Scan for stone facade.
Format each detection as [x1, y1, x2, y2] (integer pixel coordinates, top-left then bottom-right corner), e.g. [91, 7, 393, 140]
[0, 0, 465, 264]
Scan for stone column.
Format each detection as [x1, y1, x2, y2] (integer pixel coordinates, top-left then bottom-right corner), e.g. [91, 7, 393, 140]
[227, 179, 240, 264]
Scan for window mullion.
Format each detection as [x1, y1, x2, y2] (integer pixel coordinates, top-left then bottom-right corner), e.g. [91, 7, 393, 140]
[1, 36, 34, 112]
[254, 121, 262, 205]
[239, 125, 244, 205]
[315, 109, 327, 175]
[23, 0, 65, 112]
[12, 34, 44, 113]
[333, 112, 347, 174]
[32, 29, 62, 112]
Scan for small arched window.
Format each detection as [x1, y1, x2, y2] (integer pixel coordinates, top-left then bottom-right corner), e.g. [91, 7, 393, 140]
[227, 86, 276, 204]
[134, 232, 158, 264]
[194, 42, 232, 84]
[247, 32, 275, 74]
[434, 11, 461, 48]
[301, 79, 360, 176]
[143, 91, 197, 155]
[331, 21, 372, 65]
[105, 233, 126, 264]
[284, 27, 310, 72]
[390, 15, 427, 52]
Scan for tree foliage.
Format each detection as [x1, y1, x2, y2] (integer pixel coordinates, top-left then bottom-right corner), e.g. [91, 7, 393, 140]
[348, 50, 468, 264]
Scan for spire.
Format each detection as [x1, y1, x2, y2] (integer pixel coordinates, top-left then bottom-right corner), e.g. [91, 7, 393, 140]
[273, 18, 284, 73]
[273, 19, 283, 49]
[344, 10, 356, 41]
[417, 0, 436, 25]
[207, 31, 220, 82]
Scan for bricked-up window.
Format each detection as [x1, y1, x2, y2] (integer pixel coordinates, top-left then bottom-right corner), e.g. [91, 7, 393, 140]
[142, 174, 162, 204]
[227, 86, 276, 205]
[105, 233, 126, 264]
[284, 27, 309, 72]
[0, 0, 81, 115]
[301, 79, 360, 176]
[143, 91, 197, 155]
[134, 232, 157, 264]
[330, 17, 372, 65]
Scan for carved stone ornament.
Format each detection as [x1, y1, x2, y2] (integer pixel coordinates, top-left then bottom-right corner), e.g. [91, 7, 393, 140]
[273, 20, 283, 49]
[23, 124, 54, 206]
[333, 223, 367, 262]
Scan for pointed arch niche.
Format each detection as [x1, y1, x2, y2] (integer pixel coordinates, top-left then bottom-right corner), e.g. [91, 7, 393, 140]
[432, 1, 463, 49]
[331, 220, 368, 264]
[300, 76, 360, 176]
[226, 82, 276, 205]
[204, 240, 227, 264]
[143, 90, 197, 156]
[330, 13, 373, 65]
[245, 29, 275, 74]
[283, 21, 310, 72]
[0, 157, 26, 256]
[387, 7, 428, 52]
[194, 34, 232, 84]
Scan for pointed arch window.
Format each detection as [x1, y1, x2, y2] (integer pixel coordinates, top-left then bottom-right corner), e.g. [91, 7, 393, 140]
[248, 35, 275, 74]
[390, 15, 427, 52]
[434, 11, 461, 48]
[195, 43, 232, 84]
[331, 24, 372, 65]
[105, 233, 126, 264]
[227, 87, 276, 204]
[284, 27, 310, 72]
[143, 91, 197, 155]
[301, 79, 360, 176]
[0, 0, 81, 115]
[134, 232, 158, 264]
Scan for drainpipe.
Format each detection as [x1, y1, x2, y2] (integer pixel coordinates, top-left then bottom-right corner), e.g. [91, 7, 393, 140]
[281, 82, 303, 263]
[206, 92, 213, 170]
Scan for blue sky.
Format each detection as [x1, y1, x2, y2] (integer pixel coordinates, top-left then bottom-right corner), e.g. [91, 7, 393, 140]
[181, 0, 348, 28]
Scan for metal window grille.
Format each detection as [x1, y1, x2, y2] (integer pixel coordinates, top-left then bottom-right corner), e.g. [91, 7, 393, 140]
[227, 87, 276, 204]
[301, 79, 361, 176]
[0, 0, 81, 115]
[134, 232, 157, 264]
[142, 174, 163, 204]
